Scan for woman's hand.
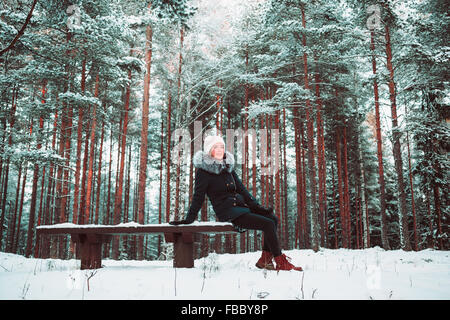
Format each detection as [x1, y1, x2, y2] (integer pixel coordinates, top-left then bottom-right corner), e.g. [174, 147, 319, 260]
[169, 218, 194, 225]
[252, 204, 274, 215]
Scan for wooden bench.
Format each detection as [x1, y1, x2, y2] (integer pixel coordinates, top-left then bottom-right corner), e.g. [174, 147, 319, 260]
[36, 222, 237, 270]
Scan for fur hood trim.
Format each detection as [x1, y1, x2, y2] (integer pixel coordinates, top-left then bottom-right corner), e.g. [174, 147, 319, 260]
[193, 150, 235, 174]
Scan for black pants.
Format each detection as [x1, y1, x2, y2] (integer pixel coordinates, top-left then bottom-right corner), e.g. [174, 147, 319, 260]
[232, 212, 281, 257]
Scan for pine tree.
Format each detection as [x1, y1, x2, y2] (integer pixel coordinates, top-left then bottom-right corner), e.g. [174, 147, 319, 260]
[0, 0, 447, 259]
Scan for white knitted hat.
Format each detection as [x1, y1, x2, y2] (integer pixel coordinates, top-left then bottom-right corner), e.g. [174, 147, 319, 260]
[203, 135, 225, 156]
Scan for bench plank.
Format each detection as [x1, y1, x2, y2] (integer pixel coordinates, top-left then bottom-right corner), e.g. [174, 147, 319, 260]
[36, 222, 236, 236]
[36, 222, 238, 269]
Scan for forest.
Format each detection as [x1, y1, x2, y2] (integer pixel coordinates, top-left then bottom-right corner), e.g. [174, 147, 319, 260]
[0, 0, 448, 263]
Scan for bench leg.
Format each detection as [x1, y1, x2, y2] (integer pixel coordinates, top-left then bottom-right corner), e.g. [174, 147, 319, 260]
[72, 234, 103, 270]
[173, 233, 194, 268]
[80, 241, 102, 270]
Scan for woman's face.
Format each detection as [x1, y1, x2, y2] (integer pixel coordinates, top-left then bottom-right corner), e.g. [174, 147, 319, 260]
[210, 142, 225, 160]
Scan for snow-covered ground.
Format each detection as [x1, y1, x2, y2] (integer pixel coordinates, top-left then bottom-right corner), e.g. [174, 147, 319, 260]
[0, 247, 448, 300]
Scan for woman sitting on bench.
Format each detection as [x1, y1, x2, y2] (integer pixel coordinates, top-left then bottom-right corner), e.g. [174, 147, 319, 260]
[170, 135, 302, 271]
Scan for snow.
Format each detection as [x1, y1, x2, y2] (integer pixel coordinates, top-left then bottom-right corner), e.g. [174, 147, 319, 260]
[36, 221, 234, 229]
[1, 247, 449, 300]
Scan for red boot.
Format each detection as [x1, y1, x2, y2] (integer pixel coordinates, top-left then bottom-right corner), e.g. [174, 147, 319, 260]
[274, 254, 303, 271]
[255, 251, 275, 270]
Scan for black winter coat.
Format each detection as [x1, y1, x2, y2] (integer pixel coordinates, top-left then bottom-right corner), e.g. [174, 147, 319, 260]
[185, 150, 259, 222]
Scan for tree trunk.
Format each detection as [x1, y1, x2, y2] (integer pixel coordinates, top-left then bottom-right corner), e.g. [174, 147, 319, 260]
[354, 89, 370, 249]
[72, 56, 87, 226]
[291, 64, 304, 249]
[282, 108, 289, 249]
[370, 30, 390, 250]
[425, 188, 433, 248]
[40, 108, 59, 258]
[293, 106, 303, 248]
[14, 160, 28, 253]
[331, 163, 338, 248]
[59, 88, 73, 258]
[274, 108, 281, 248]
[123, 144, 132, 257]
[137, 4, 153, 259]
[405, 104, 417, 250]
[25, 81, 46, 256]
[174, 26, 185, 224]
[300, 117, 309, 248]
[113, 70, 130, 259]
[253, 116, 259, 250]
[342, 123, 351, 248]
[79, 106, 90, 224]
[336, 127, 345, 248]
[84, 73, 100, 225]
[384, 25, 411, 251]
[106, 126, 113, 225]
[158, 117, 164, 257]
[94, 102, 106, 225]
[240, 115, 247, 253]
[301, 6, 319, 251]
[314, 53, 327, 247]
[0, 87, 17, 249]
[8, 163, 22, 252]
[165, 81, 172, 224]
[61, 80, 74, 260]
[34, 163, 46, 258]
[432, 164, 443, 250]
